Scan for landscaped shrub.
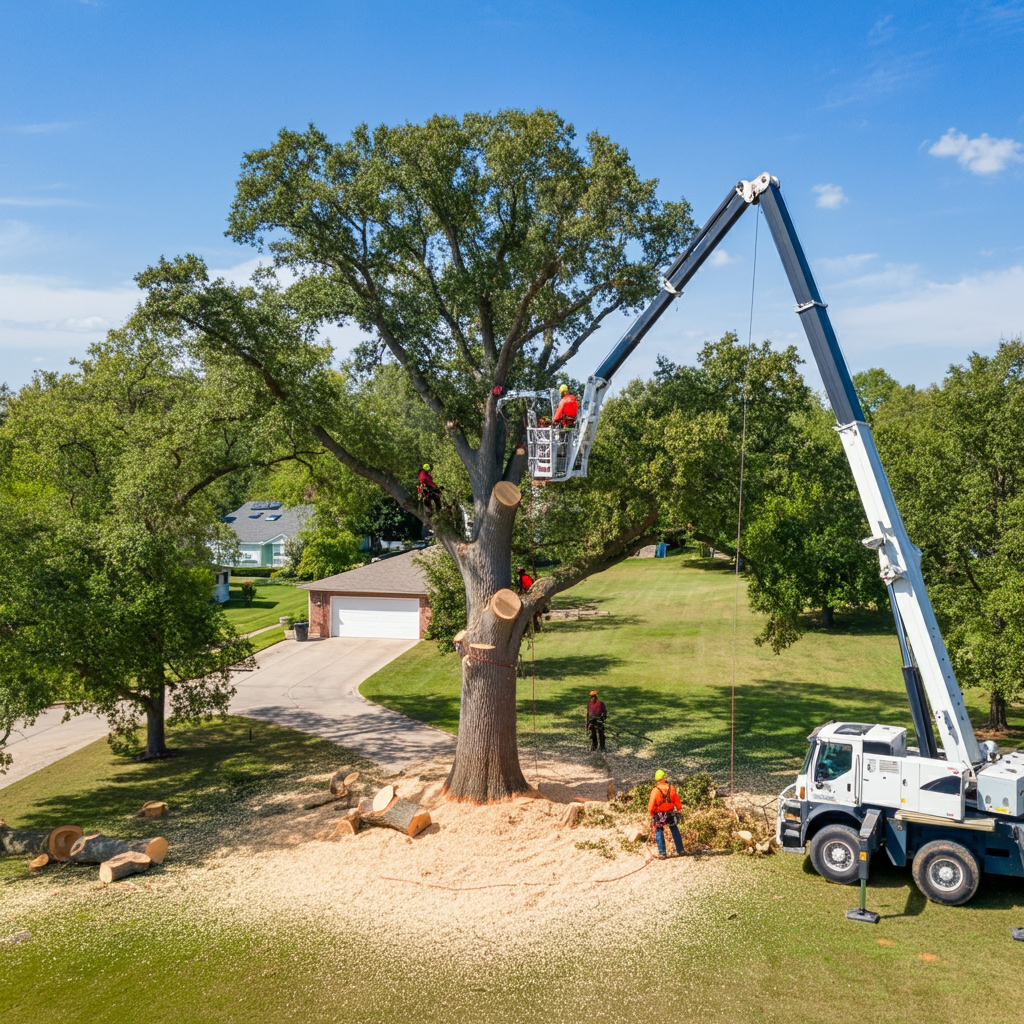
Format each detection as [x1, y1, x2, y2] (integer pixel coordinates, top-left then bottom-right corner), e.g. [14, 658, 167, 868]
[240, 581, 257, 606]
[232, 567, 274, 578]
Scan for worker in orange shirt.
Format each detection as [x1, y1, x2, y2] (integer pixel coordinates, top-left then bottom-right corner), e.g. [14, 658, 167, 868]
[648, 769, 684, 859]
[552, 384, 578, 429]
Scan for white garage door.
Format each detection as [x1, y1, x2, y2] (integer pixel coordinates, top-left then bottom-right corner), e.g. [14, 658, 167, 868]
[330, 596, 420, 639]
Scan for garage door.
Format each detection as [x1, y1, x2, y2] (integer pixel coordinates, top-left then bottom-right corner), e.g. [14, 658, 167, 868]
[330, 596, 420, 639]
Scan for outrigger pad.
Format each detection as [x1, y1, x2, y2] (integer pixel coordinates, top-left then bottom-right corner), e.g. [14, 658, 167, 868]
[1011, 927, 1024, 942]
[845, 908, 881, 924]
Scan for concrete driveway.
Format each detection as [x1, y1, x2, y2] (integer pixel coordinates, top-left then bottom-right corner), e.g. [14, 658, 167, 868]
[229, 637, 455, 772]
[1, 637, 454, 790]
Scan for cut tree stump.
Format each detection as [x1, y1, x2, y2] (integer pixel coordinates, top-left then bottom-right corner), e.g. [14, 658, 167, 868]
[560, 804, 584, 828]
[329, 770, 359, 796]
[99, 851, 151, 883]
[363, 799, 432, 838]
[334, 809, 361, 837]
[49, 825, 83, 861]
[136, 801, 168, 819]
[489, 589, 522, 621]
[492, 480, 522, 508]
[28, 853, 50, 872]
[69, 834, 167, 865]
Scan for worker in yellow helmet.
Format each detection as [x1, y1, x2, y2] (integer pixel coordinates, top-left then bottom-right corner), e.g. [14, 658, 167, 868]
[552, 383, 578, 429]
[648, 769, 684, 859]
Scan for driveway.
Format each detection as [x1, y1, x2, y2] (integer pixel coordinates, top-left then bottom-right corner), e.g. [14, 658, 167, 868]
[229, 637, 456, 772]
[2, 637, 455, 790]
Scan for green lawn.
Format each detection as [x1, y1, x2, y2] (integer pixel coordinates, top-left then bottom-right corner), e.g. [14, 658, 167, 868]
[362, 548, 1001, 793]
[219, 580, 309, 634]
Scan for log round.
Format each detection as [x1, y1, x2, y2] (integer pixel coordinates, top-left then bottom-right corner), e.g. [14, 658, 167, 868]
[372, 785, 395, 813]
[136, 801, 168, 819]
[48, 825, 83, 861]
[29, 853, 50, 871]
[99, 851, 151, 884]
[334, 808, 361, 837]
[489, 589, 522, 622]
[363, 798, 432, 837]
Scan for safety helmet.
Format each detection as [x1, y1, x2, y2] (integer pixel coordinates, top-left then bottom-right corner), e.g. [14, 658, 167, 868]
[559, 384, 569, 394]
[422, 463, 431, 471]
[589, 690, 598, 696]
[654, 769, 666, 781]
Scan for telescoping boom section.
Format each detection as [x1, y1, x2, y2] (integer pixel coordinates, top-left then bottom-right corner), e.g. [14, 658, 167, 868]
[502, 173, 982, 768]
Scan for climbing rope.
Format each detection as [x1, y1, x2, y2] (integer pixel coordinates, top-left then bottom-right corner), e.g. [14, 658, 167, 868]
[730, 205, 760, 798]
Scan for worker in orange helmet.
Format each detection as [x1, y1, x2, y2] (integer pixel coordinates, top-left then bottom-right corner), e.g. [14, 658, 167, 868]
[552, 384, 578, 429]
[648, 769, 684, 859]
[586, 689, 606, 751]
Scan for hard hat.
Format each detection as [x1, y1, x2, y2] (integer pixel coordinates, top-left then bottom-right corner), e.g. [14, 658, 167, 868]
[422, 463, 431, 471]
[654, 769, 666, 781]
[589, 690, 597, 696]
[559, 384, 569, 394]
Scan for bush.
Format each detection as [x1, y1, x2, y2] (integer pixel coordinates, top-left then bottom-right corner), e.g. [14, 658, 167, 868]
[240, 581, 257, 606]
[232, 567, 274, 578]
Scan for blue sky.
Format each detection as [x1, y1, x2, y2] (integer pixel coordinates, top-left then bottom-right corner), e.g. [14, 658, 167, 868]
[1, 0, 1022, 395]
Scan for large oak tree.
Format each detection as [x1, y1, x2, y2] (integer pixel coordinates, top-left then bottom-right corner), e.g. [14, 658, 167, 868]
[137, 109, 694, 801]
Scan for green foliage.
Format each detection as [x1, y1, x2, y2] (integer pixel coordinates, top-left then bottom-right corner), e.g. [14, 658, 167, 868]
[875, 339, 1024, 722]
[294, 515, 362, 580]
[240, 581, 257, 606]
[418, 547, 467, 653]
[853, 367, 901, 423]
[677, 770, 716, 808]
[232, 567, 276, 578]
[574, 837, 616, 859]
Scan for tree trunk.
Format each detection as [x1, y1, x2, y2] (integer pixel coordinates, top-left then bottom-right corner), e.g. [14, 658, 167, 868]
[987, 690, 1008, 731]
[820, 605, 834, 628]
[142, 685, 169, 759]
[69, 833, 167, 864]
[443, 481, 531, 803]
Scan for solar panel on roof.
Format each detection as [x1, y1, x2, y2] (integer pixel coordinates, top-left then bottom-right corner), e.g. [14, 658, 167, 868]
[251, 501, 284, 511]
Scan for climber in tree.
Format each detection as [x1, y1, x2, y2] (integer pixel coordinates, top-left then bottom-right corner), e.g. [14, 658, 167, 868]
[418, 463, 443, 515]
[515, 566, 545, 632]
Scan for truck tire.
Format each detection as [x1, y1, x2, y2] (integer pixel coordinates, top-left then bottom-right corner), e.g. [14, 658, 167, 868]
[809, 823, 860, 885]
[912, 840, 980, 906]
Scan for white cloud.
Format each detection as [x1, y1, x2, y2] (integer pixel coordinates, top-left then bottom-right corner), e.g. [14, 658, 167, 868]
[813, 183, 848, 209]
[708, 249, 740, 267]
[928, 128, 1024, 175]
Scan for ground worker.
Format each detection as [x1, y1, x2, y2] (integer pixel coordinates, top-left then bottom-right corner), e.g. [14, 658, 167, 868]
[586, 689, 607, 751]
[648, 769, 684, 859]
[552, 384, 578, 428]
[417, 463, 443, 514]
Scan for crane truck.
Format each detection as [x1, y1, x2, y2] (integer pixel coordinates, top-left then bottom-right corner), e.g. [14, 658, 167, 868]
[499, 172, 1024, 906]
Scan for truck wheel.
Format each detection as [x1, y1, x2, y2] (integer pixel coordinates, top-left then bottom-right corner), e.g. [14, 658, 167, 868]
[809, 824, 860, 885]
[912, 840, 980, 906]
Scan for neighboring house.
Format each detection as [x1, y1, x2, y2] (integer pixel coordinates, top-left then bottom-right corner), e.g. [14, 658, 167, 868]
[300, 549, 431, 640]
[221, 501, 313, 568]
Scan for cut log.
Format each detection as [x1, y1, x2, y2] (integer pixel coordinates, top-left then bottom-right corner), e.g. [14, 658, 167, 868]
[623, 826, 645, 843]
[363, 798, 432, 838]
[136, 801, 168, 819]
[489, 589, 522, 621]
[328, 770, 360, 796]
[357, 797, 374, 815]
[492, 480, 522, 508]
[29, 853, 50, 872]
[0, 824, 52, 857]
[452, 629, 467, 646]
[99, 851, 151, 884]
[303, 793, 347, 810]
[334, 809, 361, 837]
[372, 785, 396, 813]
[69, 834, 167, 865]
[48, 825, 83, 861]
[737, 830, 754, 846]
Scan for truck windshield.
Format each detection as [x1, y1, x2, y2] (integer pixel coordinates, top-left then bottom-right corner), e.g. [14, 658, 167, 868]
[815, 742, 854, 781]
[801, 742, 815, 776]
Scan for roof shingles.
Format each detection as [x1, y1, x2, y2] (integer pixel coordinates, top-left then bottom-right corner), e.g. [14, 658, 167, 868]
[299, 549, 429, 596]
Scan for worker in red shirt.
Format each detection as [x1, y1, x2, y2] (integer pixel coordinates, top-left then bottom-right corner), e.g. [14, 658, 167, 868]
[417, 463, 442, 514]
[648, 768, 684, 859]
[552, 384, 578, 428]
[586, 689, 607, 752]
[515, 566, 544, 631]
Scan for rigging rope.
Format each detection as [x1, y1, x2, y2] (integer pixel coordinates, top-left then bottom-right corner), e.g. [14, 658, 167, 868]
[731, 205, 760, 798]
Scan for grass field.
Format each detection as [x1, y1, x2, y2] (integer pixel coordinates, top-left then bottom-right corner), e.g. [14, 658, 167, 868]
[219, 580, 309, 635]
[5, 551, 1024, 1023]
[363, 548, 1004, 793]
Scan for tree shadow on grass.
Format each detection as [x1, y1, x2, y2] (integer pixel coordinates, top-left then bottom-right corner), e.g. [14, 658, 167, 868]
[525, 653, 626, 682]
[541, 615, 644, 634]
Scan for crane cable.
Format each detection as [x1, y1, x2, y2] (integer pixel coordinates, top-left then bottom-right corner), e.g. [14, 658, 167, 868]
[731, 205, 760, 798]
